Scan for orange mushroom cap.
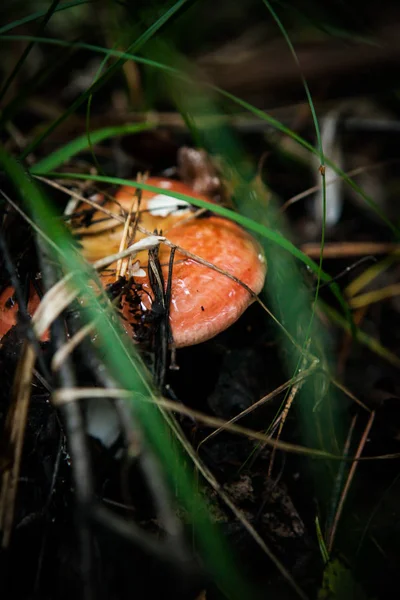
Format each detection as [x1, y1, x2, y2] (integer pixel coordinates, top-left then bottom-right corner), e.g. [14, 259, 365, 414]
[126, 216, 266, 347]
[77, 178, 267, 348]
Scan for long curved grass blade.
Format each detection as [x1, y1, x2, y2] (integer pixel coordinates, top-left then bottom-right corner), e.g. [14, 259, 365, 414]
[1, 33, 395, 235]
[38, 170, 355, 328]
[0, 29, 355, 321]
[30, 122, 156, 174]
[215, 88, 395, 234]
[261, 0, 326, 306]
[37, 170, 334, 277]
[261, 1, 323, 159]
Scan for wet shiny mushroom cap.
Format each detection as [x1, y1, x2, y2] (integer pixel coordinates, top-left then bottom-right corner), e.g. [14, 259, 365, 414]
[118, 215, 266, 347]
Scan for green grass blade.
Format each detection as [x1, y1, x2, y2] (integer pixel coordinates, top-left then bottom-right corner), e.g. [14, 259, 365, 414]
[37, 169, 353, 334]
[84, 48, 117, 176]
[0, 0, 91, 35]
[36, 170, 334, 277]
[261, 0, 324, 160]
[259, 1, 335, 428]
[315, 515, 330, 563]
[215, 87, 396, 235]
[154, 40, 354, 335]
[260, 0, 327, 299]
[1, 33, 395, 235]
[30, 122, 155, 174]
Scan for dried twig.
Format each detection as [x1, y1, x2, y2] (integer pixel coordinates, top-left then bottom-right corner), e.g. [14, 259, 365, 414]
[301, 241, 400, 259]
[0, 342, 36, 547]
[267, 341, 311, 478]
[198, 361, 317, 449]
[326, 411, 376, 553]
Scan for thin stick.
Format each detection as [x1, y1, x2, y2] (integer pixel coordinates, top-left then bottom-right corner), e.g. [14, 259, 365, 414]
[268, 343, 311, 478]
[51, 321, 95, 372]
[331, 378, 371, 413]
[198, 362, 317, 449]
[281, 159, 400, 213]
[326, 413, 358, 545]
[301, 242, 400, 259]
[91, 235, 164, 270]
[0, 342, 36, 547]
[52, 387, 348, 460]
[115, 199, 136, 280]
[326, 411, 376, 553]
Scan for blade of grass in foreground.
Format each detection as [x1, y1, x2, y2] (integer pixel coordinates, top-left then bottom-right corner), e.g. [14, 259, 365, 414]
[30, 122, 156, 174]
[0, 146, 251, 600]
[157, 36, 337, 460]
[0, 143, 311, 600]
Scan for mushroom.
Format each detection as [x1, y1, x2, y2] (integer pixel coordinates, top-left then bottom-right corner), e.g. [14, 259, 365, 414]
[131, 216, 266, 347]
[76, 177, 266, 348]
[0, 178, 267, 347]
